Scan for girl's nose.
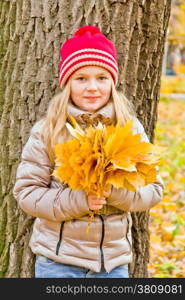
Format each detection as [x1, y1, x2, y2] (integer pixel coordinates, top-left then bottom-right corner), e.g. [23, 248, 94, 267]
[86, 79, 98, 90]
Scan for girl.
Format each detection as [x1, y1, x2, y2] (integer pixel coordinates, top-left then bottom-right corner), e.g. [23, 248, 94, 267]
[13, 26, 164, 278]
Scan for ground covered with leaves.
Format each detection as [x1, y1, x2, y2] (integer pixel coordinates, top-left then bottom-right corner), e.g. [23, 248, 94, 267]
[148, 97, 185, 278]
[161, 76, 185, 94]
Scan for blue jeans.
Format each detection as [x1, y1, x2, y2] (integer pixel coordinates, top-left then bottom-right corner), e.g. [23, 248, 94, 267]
[35, 255, 129, 278]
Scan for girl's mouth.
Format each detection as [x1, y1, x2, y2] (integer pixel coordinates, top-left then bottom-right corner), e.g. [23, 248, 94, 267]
[85, 97, 100, 101]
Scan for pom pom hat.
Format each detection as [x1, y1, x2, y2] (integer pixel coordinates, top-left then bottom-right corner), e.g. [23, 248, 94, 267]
[59, 25, 118, 88]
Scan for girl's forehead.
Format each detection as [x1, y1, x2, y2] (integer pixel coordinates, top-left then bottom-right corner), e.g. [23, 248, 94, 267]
[74, 66, 110, 75]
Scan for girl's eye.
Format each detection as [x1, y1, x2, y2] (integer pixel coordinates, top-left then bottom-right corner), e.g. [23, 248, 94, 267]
[98, 76, 107, 80]
[76, 77, 85, 81]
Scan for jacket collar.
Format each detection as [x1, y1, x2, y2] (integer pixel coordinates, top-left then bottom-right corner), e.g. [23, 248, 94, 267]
[67, 100, 116, 122]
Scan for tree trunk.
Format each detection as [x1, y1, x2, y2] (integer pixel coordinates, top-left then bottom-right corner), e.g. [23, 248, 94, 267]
[0, 0, 171, 278]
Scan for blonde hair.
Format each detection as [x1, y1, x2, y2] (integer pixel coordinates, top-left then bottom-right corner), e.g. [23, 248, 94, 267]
[41, 78, 136, 164]
[40, 80, 71, 163]
[111, 80, 136, 125]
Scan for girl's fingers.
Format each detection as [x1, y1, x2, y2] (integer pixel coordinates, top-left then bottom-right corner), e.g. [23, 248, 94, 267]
[102, 189, 111, 197]
[89, 190, 111, 199]
[90, 205, 103, 211]
[93, 199, 106, 205]
[89, 196, 106, 201]
[87, 195, 107, 210]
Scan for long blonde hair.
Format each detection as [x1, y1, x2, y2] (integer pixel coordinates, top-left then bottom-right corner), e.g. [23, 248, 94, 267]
[41, 78, 136, 164]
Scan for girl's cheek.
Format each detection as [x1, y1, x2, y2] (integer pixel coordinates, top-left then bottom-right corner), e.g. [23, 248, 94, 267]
[103, 88, 111, 97]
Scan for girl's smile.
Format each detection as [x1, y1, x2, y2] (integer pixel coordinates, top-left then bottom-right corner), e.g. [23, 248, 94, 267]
[70, 66, 112, 112]
[85, 96, 100, 101]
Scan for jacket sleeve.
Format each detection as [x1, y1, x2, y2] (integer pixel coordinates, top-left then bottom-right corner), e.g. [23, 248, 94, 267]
[107, 118, 164, 212]
[13, 121, 91, 222]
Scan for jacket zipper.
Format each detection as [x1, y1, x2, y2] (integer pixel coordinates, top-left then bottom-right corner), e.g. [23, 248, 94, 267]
[99, 215, 105, 270]
[56, 221, 65, 255]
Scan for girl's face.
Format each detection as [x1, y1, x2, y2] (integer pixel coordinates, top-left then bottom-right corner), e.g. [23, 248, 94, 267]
[70, 66, 112, 112]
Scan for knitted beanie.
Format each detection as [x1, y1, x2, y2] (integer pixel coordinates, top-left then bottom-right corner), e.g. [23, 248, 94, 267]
[59, 25, 118, 88]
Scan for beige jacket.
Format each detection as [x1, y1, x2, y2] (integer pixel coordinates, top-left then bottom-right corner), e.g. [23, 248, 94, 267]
[13, 101, 164, 273]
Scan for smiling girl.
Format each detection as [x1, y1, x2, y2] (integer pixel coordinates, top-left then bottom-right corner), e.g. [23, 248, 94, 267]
[13, 26, 164, 278]
[70, 66, 112, 112]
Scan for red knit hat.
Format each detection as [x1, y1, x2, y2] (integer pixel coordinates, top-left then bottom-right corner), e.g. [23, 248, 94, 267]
[59, 25, 118, 88]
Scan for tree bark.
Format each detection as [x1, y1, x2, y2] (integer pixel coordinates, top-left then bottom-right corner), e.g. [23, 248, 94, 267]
[0, 0, 171, 277]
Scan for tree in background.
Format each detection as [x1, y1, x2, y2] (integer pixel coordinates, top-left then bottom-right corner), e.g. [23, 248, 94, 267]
[0, 0, 171, 277]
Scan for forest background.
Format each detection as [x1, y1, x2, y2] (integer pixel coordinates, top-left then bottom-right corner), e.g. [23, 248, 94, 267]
[149, 0, 185, 278]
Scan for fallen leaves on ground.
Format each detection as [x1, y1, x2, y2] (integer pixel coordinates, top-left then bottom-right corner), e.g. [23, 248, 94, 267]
[161, 75, 185, 94]
[148, 97, 185, 278]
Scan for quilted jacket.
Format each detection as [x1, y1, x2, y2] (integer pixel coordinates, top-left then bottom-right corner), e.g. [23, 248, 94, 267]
[13, 101, 164, 273]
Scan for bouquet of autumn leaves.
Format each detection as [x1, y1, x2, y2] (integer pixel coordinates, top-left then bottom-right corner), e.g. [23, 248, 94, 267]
[52, 115, 164, 200]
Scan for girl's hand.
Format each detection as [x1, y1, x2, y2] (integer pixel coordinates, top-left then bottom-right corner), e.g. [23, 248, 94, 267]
[102, 185, 112, 198]
[87, 186, 112, 211]
[87, 193, 107, 211]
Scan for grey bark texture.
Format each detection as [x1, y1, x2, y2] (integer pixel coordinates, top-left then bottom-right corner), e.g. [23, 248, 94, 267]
[0, 0, 171, 277]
